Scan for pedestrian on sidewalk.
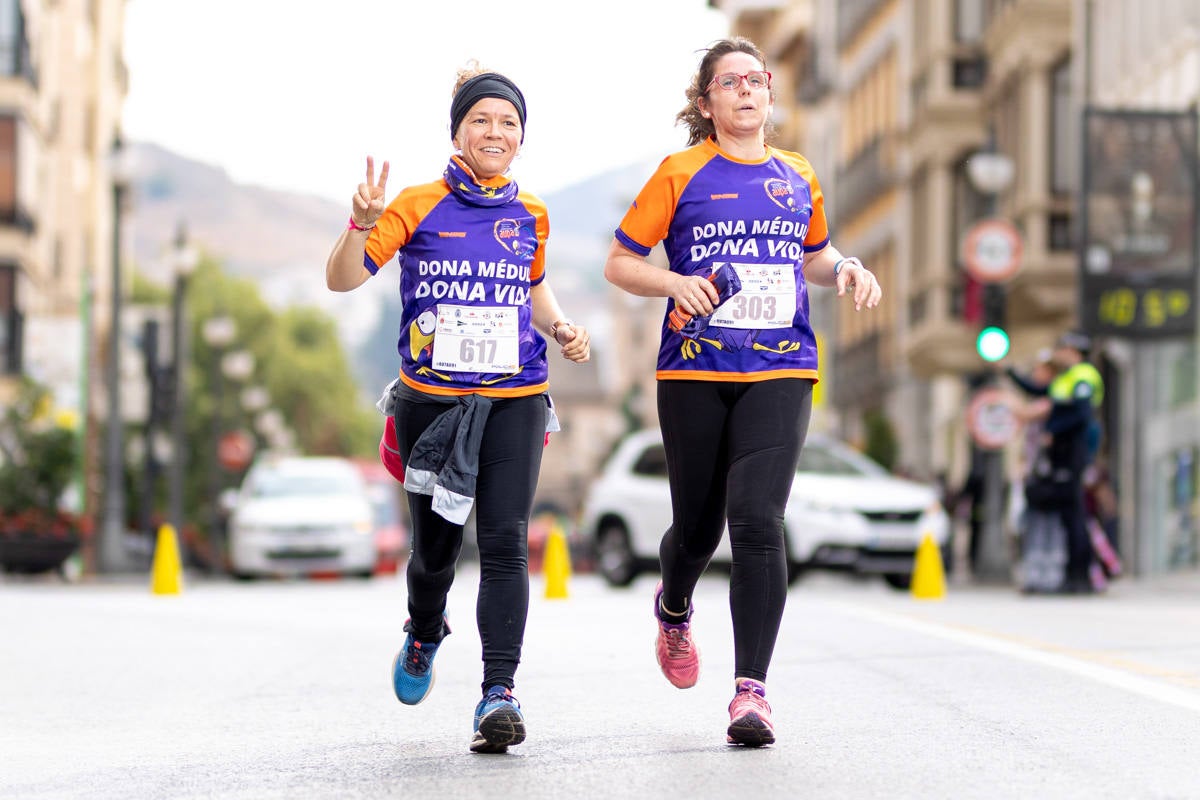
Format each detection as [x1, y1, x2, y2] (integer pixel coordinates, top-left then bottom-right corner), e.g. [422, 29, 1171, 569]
[325, 62, 590, 754]
[603, 37, 881, 746]
[1006, 332, 1104, 593]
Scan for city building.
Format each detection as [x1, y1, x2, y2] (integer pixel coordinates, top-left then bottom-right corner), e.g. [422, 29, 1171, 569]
[1076, 0, 1200, 574]
[0, 0, 127, 518]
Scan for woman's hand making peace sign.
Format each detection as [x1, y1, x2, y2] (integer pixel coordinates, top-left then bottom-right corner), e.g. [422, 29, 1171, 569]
[352, 156, 390, 229]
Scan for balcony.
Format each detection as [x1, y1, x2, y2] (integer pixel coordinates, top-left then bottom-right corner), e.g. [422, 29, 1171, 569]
[983, 0, 1070, 85]
[1005, 253, 1076, 327]
[905, 281, 980, 377]
[908, 47, 989, 169]
[833, 135, 898, 222]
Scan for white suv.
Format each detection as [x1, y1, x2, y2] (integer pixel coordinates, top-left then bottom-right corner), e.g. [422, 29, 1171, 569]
[579, 429, 950, 590]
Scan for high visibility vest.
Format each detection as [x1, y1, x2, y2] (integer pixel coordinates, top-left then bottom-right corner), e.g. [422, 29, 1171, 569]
[1049, 362, 1104, 408]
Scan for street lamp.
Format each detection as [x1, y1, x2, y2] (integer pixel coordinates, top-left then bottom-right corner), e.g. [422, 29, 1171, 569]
[222, 349, 255, 382]
[240, 385, 271, 415]
[99, 137, 135, 573]
[966, 152, 1015, 197]
[965, 143, 1016, 582]
[167, 223, 198, 537]
[221, 349, 256, 458]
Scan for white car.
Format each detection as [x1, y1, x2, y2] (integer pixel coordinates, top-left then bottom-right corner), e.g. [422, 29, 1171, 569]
[579, 429, 950, 590]
[228, 456, 377, 579]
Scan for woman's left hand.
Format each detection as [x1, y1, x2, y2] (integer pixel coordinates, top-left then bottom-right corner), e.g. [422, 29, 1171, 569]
[555, 323, 591, 363]
[837, 262, 883, 311]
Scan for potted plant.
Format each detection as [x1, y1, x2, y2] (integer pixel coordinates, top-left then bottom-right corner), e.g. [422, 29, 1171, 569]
[0, 377, 86, 574]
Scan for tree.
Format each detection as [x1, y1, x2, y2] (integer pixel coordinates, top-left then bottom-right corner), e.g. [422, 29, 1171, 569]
[135, 255, 379, 539]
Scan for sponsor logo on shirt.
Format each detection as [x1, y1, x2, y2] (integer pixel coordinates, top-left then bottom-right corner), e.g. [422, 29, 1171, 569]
[763, 178, 798, 212]
[493, 218, 530, 256]
[438, 231, 467, 238]
[710, 193, 740, 200]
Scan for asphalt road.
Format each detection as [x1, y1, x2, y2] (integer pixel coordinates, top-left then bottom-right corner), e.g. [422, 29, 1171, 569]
[2, 567, 1199, 799]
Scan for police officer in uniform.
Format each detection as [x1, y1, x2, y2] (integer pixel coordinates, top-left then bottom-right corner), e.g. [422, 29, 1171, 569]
[1007, 331, 1104, 592]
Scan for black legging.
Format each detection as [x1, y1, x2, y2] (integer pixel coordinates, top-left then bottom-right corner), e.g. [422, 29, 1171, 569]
[1060, 481, 1092, 586]
[393, 392, 546, 692]
[657, 378, 813, 683]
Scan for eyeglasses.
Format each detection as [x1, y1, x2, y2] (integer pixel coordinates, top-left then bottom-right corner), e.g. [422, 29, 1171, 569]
[707, 70, 772, 92]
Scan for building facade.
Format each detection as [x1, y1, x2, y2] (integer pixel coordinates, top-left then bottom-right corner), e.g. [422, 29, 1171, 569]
[0, 0, 127, 518]
[1076, 0, 1200, 574]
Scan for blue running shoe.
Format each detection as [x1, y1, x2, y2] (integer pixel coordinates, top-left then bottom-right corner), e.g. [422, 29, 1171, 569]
[392, 617, 449, 706]
[470, 685, 526, 753]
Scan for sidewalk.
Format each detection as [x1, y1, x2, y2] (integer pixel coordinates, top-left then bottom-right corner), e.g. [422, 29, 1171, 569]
[1114, 566, 1200, 595]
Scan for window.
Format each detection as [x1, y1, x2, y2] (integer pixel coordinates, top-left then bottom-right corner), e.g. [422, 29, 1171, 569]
[955, 0, 984, 42]
[0, 115, 14, 221]
[632, 445, 668, 478]
[797, 440, 888, 477]
[0, 262, 19, 374]
[0, 0, 32, 81]
[911, 166, 932, 282]
[952, 56, 987, 88]
[0, 113, 35, 232]
[1049, 212, 1073, 251]
[52, 237, 63, 281]
[1050, 57, 1074, 195]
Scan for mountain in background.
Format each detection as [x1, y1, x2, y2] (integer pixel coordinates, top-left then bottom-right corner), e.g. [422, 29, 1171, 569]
[128, 142, 660, 395]
[127, 142, 384, 348]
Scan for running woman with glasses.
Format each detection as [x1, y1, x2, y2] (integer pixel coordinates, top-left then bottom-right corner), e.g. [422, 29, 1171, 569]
[326, 62, 590, 754]
[604, 37, 881, 747]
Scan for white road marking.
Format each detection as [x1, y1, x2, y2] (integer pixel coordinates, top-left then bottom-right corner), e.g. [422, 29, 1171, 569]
[824, 600, 1200, 715]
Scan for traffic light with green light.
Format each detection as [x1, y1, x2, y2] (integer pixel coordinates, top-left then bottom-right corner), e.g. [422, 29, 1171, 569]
[976, 284, 1010, 362]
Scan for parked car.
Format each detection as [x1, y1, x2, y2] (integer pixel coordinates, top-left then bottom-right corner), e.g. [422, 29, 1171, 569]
[227, 456, 377, 579]
[579, 429, 950, 590]
[352, 458, 409, 576]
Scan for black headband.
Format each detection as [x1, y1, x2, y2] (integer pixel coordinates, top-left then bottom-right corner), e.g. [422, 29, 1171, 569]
[450, 73, 527, 143]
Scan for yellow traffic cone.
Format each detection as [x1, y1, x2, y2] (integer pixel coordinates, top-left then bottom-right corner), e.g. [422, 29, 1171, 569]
[150, 524, 184, 595]
[910, 532, 946, 600]
[543, 523, 571, 599]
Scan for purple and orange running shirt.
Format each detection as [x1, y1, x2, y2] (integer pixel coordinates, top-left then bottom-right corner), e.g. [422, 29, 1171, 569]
[364, 173, 551, 397]
[616, 137, 830, 383]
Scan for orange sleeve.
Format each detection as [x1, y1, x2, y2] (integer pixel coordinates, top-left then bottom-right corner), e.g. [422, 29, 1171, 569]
[804, 165, 829, 250]
[615, 147, 713, 255]
[364, 181, 449, 273]
[519, 191, 550, 285]
[774, 151, 829, 250]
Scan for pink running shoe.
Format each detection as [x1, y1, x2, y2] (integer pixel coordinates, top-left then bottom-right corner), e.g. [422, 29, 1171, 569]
[653, 582, 700, 689]
[727, 678, 775, 747]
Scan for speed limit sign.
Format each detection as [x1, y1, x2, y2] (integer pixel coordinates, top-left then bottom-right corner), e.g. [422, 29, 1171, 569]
[966, 387, 1018, 450]
[963, 218, 1022, 284]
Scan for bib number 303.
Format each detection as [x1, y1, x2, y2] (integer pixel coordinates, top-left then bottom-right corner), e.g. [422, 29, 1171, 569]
[710, 263, 796, 329]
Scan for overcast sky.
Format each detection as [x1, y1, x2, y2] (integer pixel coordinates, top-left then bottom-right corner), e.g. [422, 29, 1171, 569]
[122, 0, 730, 205]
